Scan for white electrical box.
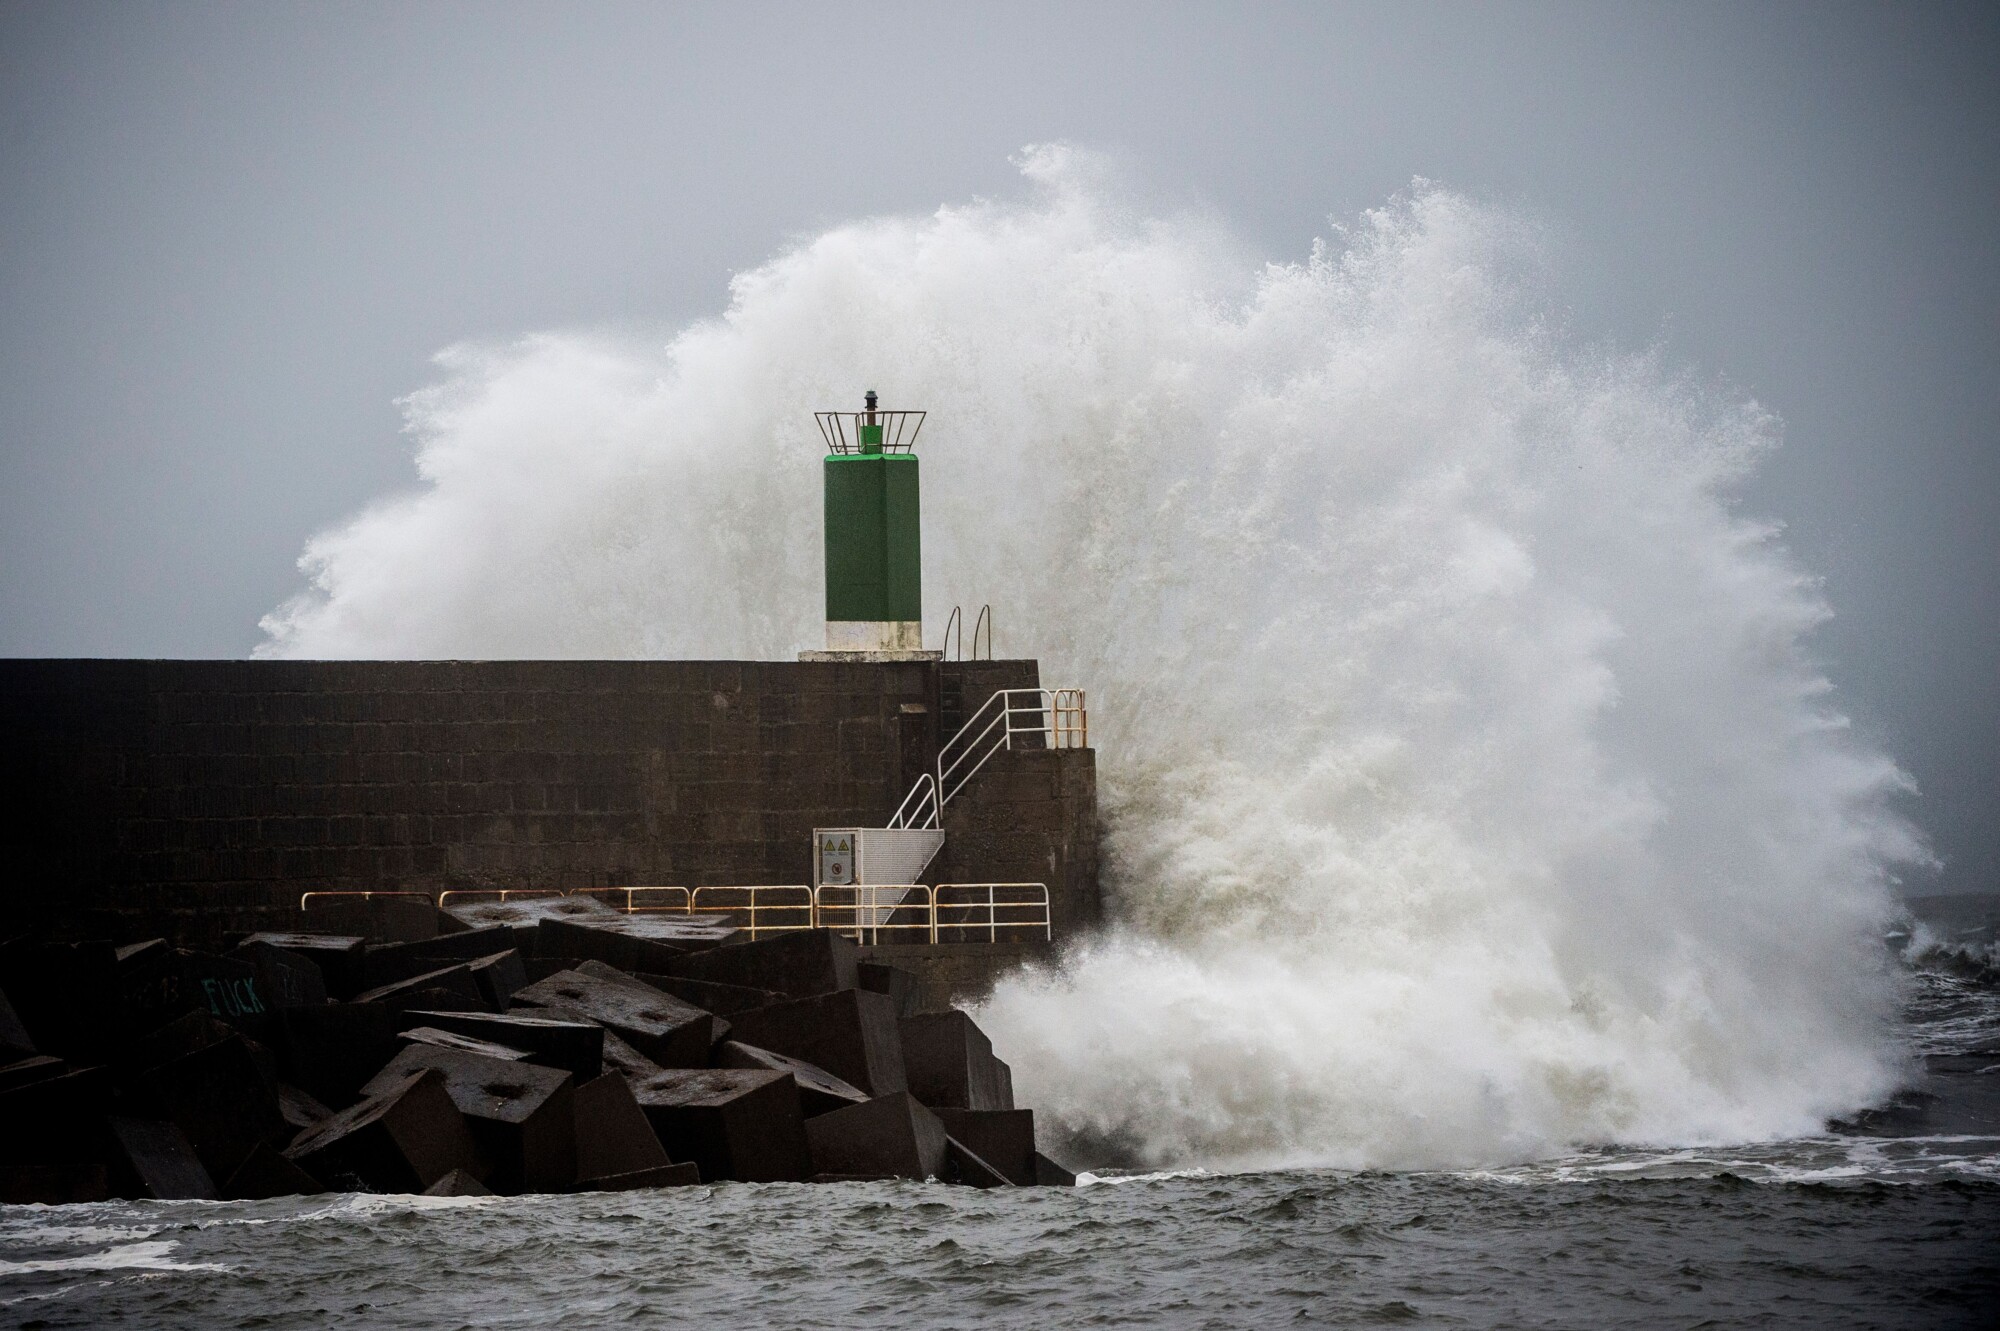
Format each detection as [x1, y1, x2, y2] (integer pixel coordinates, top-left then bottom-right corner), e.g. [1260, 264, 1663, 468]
[817, 832, 855, 885]
[811, 827, 944, 886]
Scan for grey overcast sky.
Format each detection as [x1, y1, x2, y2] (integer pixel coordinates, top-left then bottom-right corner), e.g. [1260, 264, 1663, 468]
[1, 1, 1995, 894]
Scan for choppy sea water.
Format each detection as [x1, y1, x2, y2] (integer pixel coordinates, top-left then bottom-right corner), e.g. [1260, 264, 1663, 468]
[4, 966, 1994, 1330]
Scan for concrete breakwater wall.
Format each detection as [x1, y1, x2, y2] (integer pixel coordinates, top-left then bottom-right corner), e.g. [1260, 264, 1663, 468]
[0, 659, 1099, 992]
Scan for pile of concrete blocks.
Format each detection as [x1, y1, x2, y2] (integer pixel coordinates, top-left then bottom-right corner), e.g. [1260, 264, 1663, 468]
[0, 896, 1075, 1202]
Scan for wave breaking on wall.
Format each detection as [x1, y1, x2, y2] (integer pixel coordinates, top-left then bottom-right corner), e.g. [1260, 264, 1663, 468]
[262, 146, 1924, 1170]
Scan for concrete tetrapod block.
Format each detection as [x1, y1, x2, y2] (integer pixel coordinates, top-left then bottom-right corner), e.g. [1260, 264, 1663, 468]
[174, 951, 278, 1042]
[0, 985, 38, 1060]
[572, 1162, 701, 1191]
[1032, 1152, 1077, 1186]
[241, 933, 366, 999]
[620, 916, 739, 950]
[0, 1055, 67, 1094]
[128, 1009, 226, 1069]
[285, 1068, 484, 1194]
[856, 962, 922, 1018]
[512, 964, 719, 1068]
[524, 1003, 669, 1085]
[137, 1034, 286, 1184]
[943, 1136, 1013, 1189]
[399, 1026, 532, 1063]
[662, 928, 858, 999]
[231, 941, 328, 1010]
[277, 1083, 333, 1132]
[728, 989, 906, 1097]
[398, 986, 487, 1016]
[281, 1002, 399, 1107]
[365, 1045, 575, 1195]
[571, 1073, 671, 1184]
[0, 1162, 110, 1205]
[0, 941, 117, 1062]
[441, 894, 625, 947]
[115, 938, 172, 967]
[899, 1011, 1010, 1111]
[466, 951, 529, 1010]
[112, 940, 188, 1038]
[539, 916, 736, 976]
[221, 1141, 326, 1199]
[635, 974, 785, 1017]
[354, 963, 492, 1014]
[630, 1068, 810, 1183]
[933, 1108, 1037, 1186]
[0, 1066, 114, 1167]
[804, 1092, 948, 1182]
[595, 1028, 668, 1082]
[403, 1010, 603, 1082]
[363, 928, 518, 988]
[714, 1040, 868, 1118]
[424, 1168, 494, 1197]
[107, 1116, 216, 1199]
[129, 1010, 278, 1086]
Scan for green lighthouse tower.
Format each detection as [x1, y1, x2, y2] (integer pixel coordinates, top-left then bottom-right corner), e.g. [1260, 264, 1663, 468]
[815, 391, 927, 654]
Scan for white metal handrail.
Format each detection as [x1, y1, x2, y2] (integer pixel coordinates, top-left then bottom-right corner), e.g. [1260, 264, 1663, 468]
[936, 688, 1072, 804]
[971, 605, 992, 661]
[887, 772, 939, 831]
[886, 686, 1089, 830]
[812, 883, 934, 945]
[934, 883, 1051, 943]
[690, 885, 814, 939]
[938, 604, 992, 662]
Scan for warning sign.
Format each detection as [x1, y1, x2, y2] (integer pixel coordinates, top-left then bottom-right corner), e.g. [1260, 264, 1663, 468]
[818, 833, 854, 885]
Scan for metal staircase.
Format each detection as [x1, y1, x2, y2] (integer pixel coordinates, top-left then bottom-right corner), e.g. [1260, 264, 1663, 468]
[808, 687, 1096, 939]
[888, 687, 1088, 831]
[812, 686, 1087, 938]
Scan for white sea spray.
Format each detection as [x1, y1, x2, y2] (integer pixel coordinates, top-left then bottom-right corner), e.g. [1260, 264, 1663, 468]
[260, 146, 1924, 1170]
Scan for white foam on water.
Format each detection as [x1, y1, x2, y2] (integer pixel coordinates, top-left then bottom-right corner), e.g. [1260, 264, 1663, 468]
[0, 1240, 225, 1276]
[259, 146, 1924, 1171]
[0, 1223, 161, 1247]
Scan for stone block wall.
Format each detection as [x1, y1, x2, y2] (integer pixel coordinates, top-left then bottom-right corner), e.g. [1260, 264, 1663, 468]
[0, 657, 1100, 951]
[932, 748, 1100, 941]
[858, 941, 1052, 1014]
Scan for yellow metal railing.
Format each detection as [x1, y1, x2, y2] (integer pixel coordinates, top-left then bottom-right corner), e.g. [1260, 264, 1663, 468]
[435, 888, 564, 910]
[934, 883, 1052, 943]
[299, 890, 432, 910]
[689, 885, 814, 939]
[305, 882, 1050, 947]
[812, 883, 935, 944]
[565, 886, 692, 915]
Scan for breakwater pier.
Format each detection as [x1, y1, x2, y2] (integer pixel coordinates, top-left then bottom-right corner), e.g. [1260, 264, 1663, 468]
[0, 393, 1099, 1203]
[0, 651, 1096, 1201]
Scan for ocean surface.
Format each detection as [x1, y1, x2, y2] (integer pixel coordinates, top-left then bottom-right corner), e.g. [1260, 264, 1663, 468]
[3, 956, 1993, 1330]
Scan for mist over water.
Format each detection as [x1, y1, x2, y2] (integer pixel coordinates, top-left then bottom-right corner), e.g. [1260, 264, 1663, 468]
[262, 148, 1925, 1171]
